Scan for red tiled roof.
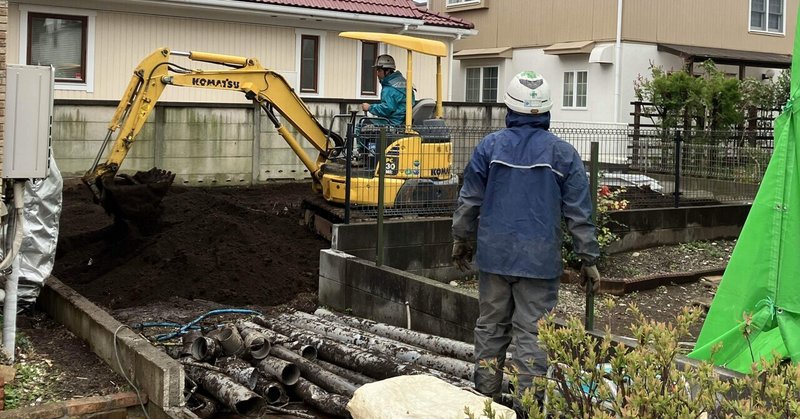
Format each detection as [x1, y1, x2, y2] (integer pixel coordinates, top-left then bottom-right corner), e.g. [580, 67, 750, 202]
[240, 0, 474, 29]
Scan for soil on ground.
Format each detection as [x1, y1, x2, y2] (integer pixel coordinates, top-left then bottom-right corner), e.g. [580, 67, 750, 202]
[9, 180, 735, 409]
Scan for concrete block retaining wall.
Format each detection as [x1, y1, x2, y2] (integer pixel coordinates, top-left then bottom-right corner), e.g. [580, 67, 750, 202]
[607, 204, 750, 253]
[38, 277, 187, 419]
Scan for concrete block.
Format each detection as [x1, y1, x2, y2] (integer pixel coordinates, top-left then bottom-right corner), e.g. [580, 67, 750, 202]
[319, 275, 346, 310]
[319, 249, 351, 282]
[39, 277, 184, 410]
[405, 275, 445, 318]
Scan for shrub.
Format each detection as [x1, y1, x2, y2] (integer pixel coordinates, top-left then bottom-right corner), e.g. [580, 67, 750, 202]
[495, 305, 800, 418]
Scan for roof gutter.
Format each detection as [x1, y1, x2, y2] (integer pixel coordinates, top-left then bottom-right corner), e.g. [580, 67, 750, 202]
[409, 25, 478, 39]
[126, 0, 426, 27]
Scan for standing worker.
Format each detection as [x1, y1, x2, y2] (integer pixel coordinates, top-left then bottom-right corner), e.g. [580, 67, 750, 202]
[451, 71, 601, 411]
[361, 54, 414, 127]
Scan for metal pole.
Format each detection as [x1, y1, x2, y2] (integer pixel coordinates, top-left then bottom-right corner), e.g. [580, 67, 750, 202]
[376, 127, 387, 267]
[674, 130, 682, 208]
[585, 141, 600, 331]
[344, 111, 358, 224]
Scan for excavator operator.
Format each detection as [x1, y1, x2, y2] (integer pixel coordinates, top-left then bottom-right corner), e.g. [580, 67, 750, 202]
[360, 54, 415, 127]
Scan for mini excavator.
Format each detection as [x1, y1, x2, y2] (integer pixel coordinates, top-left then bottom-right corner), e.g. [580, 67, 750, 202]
[82, 32, 457, 224]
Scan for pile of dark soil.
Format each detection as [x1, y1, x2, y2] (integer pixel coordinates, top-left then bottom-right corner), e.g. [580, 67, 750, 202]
[53, 180, 328, 310]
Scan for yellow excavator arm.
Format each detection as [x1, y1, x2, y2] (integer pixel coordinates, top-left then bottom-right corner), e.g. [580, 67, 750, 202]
[83, 47, 337, 198]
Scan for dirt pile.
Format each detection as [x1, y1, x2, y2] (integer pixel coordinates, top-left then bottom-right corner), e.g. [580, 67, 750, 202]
[53, 180, 328, 310]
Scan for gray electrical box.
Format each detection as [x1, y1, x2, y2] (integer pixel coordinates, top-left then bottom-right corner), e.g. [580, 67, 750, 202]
[4, 65, 54, 179]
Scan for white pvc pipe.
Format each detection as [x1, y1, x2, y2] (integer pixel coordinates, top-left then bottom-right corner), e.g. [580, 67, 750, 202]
[2, 181, 26, 362]
[613, 0, 624, 123]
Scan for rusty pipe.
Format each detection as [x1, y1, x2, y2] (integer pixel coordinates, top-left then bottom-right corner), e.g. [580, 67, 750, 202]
[291, 377, 351, 418]
[269, 344, 358, 397]
[254, 317, 424, 380]
[191, 336, 222, 362]
[278, 312, 475, 380]
[316, 359, 374, 386]
[237, 326, 271, 360]
[255, 356, 300, 386]
[184, 366, 261, 415]
[314, 307, 479, 362]
[255, 376, 287, 405]
[181, 330, 203, 358]
[216, 325, 245, 356]
[215, 356, 258, 390]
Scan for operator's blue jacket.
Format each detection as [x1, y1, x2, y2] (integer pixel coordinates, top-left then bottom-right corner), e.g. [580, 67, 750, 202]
[452, 111, 600, 279]
[368, 71, 414, 127]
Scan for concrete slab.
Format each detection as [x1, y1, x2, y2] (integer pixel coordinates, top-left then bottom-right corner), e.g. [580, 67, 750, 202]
[38, 277, 185, 416]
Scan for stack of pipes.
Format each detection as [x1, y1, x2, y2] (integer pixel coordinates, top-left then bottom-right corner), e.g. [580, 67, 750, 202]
[172, 308, 508, 418]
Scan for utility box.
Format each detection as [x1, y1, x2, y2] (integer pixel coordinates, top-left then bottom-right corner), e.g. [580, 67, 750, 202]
[4, 65, 54, 179]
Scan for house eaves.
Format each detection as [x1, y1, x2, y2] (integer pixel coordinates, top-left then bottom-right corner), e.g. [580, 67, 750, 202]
[453, 47, 512, 60]
[113, 0, 476, 38]
[658, 43, 791, 69]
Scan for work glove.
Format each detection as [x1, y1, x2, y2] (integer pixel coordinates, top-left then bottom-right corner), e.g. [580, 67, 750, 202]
[580, 263, 601, 294]
[451, 240, 474, 272]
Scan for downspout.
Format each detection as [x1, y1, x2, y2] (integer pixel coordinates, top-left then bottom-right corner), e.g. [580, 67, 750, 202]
[613, 0, 624, 123]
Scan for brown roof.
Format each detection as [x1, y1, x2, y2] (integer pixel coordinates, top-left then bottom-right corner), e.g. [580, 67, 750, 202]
[241, 0, 474, 29]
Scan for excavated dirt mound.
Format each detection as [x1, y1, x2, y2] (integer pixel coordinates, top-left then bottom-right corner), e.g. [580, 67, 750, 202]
[54, 180, 328, 310]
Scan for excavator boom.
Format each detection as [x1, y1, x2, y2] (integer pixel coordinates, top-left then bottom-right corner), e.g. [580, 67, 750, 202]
[82, 47, 338, 222]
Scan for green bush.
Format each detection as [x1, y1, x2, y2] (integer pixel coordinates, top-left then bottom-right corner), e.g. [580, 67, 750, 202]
[495, 306, 800, 418]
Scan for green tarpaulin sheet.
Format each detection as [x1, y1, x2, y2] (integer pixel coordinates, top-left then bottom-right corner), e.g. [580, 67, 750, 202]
[688, 14, 800, 373]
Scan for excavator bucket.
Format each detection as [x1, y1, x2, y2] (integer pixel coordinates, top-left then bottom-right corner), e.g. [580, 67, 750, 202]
[98, 168, 176, 223]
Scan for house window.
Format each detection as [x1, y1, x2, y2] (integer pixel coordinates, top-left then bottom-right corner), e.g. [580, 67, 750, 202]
[19, 6, 95, 91]
[28, 13, 86, 83]
[750, 0, 784, 33]
[465, 66, 498, 103]
[360, 42, 378, 95]
[447, 0, 480, 6]
[563, 71, 588, 108]
[300, 35, 319, 93]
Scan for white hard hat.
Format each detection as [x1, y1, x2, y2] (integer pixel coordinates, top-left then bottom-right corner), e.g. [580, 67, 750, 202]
[504, 71, 553, 114]
[374, 54, 396, 70]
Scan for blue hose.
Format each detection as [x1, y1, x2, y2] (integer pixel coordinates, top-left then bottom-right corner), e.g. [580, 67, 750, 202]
[153, 308, 262, 342]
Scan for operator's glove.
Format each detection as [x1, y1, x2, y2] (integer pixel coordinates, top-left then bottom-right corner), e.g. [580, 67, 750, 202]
[451, 240, 474, 272]
[580, 263, 601, 294]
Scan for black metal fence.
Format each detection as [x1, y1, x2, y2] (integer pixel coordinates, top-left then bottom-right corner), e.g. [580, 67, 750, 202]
[341, 124, 772, 220]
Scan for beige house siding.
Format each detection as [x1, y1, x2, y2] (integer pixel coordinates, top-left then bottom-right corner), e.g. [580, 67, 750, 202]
[0, 1, 5, 177]
[433, 0, 796, 53]
[8, 3, 452, 102]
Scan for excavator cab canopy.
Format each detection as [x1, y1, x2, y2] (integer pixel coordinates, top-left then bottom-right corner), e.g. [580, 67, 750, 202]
[339, 31, 447, 127]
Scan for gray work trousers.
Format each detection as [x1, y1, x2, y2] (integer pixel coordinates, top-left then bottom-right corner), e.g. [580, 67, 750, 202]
[473, 271, 559, 396]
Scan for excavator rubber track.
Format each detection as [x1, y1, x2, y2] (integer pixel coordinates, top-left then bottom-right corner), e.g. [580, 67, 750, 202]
[97, 167, 176, 225]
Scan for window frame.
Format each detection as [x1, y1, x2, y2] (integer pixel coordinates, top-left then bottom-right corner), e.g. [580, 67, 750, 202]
[18, 5, 96, 92]
[446, 0, 481, 7]
[359, 41, 379, 97]
[562, 70, 588, 110]
[299, 35, 319, 94]
[464, 66, 499, 103]
[295, 29, 326, 97]
[749, 0, 786, 35]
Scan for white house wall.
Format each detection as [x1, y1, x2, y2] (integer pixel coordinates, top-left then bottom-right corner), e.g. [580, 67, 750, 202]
[7, 2, 451, 102]
[450, 42, 784, 126]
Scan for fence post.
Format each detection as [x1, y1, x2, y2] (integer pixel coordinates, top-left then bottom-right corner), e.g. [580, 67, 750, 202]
[376, 127, 387, 267]
[585, 141, 599, 331]
[674, 130, 682, 208]
[344, 111, 358, 224]
[632, 102, 641, 167]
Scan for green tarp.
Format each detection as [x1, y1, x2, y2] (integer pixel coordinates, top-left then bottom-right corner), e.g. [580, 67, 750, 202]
[688, 14, 800, 373]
